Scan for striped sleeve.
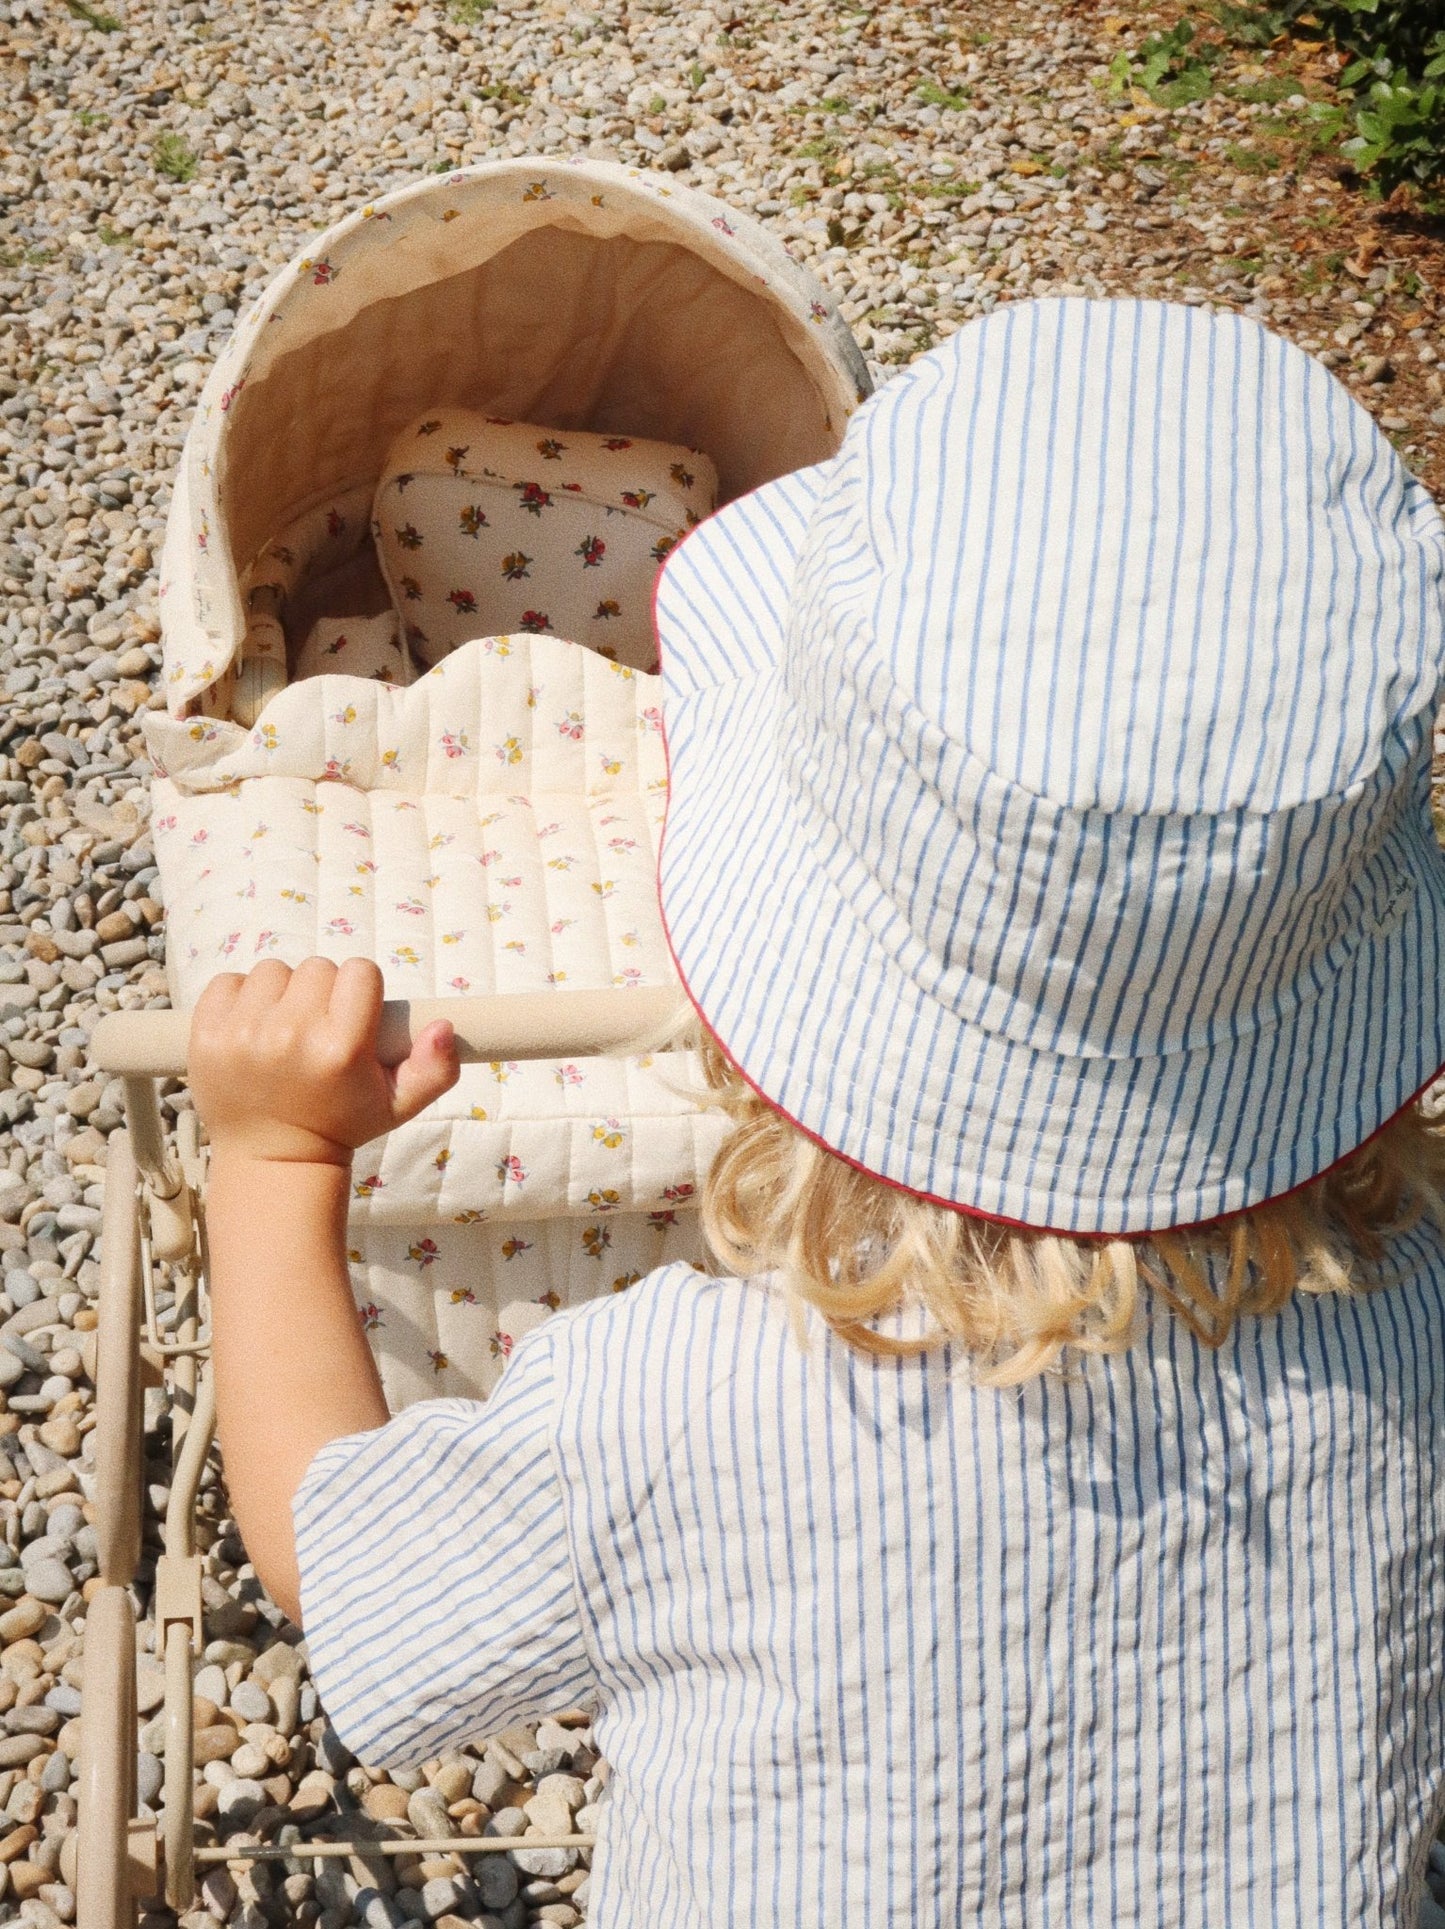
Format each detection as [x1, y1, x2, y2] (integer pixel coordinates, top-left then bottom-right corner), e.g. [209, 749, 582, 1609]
[290, 1325, 594, 1769]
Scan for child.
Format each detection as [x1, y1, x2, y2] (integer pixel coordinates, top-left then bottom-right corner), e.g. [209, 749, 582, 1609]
[190, 298, 1445, 1927]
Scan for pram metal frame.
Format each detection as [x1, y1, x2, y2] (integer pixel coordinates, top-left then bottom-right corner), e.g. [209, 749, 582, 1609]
[76, 991, 685, 1923]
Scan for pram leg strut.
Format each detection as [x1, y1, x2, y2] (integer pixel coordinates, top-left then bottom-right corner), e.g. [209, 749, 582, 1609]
[78, 1076, 210, 1922]
[93, 1131, 142, 1588]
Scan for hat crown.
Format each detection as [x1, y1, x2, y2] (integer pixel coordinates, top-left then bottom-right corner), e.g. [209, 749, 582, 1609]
[654, 297, 1445, 1231]
[801, 300, 1445, 817]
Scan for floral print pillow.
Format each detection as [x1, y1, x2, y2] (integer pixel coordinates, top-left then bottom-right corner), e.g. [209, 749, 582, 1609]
[372, 412, 718, 672]
[294, 612, 412, 686]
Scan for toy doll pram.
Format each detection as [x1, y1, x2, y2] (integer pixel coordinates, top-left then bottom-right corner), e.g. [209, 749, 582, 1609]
[71, 155, 870, 1925]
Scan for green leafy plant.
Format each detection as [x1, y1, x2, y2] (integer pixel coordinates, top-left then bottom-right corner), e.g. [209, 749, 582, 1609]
[1342, 38, 1445, 194]
[1217, 0, 1445, 197]
[152, 131, 198, 182]
[449, 0, 493, 20]
[1111, 21, 1220, 106]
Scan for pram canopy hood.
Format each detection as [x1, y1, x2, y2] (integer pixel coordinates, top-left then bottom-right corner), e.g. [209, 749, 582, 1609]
[159, 156, 872, 716]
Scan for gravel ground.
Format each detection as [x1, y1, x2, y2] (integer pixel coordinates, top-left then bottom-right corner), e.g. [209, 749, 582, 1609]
[1, 0, 1444, 1925]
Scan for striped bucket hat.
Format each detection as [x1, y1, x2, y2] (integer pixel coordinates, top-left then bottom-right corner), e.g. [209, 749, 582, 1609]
[655, 298, 1445, 1235]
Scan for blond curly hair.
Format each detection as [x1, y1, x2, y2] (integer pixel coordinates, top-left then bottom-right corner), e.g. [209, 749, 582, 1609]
[687, 1030, 1445, 1387]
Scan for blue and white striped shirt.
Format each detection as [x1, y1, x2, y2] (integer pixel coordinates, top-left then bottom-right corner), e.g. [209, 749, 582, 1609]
[294, 1252, 1445, 1926]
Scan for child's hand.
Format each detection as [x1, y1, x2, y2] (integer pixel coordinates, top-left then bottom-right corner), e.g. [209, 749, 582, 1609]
[190, 957, 460, 1169]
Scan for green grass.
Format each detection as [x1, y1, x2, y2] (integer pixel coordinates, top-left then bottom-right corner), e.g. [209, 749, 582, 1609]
[96, 221, 133, 247]
[1293, 252, 1340, 292]
[1225, 142, 1277, 172]
[75, 108, 110, 128]
[64, 0, 121, 28]
[820, 94, 853, 113]
[917, 80, 969, 111]
[449, 0, 493, 20]
[649, 94, 667, 114]
[689, 63, 707, 89]
[152, 132, 198, 182]
[1228, 74, 1300, 104]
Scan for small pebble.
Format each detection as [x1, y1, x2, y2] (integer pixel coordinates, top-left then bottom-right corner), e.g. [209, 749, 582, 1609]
[192, 1665, 228, 1708]
[215, 1777, 266, 1821]
[420, 1876, 460, 1919]
[228, 1679, 272, 1724]
[21, 1563, 72, 1608]
[406, 1786, 453, 1839]
[135, 1753, 163, 1808]
[357, 1781, 407, 1824]
[472, 1856, 520, 1911]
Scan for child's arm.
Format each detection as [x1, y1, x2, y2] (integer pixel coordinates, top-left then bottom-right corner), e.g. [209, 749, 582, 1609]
[189, 957, 459, 1626]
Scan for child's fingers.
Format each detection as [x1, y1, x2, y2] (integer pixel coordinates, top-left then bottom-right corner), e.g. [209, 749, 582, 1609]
[230, 959, 296, 1040]
[389, 1019, 460, 1124]
[281, 955, 344, 1037]
[190, 972, 246, 1068]
[325, 957, 385, 1056]
[193, 970, 245, 1027]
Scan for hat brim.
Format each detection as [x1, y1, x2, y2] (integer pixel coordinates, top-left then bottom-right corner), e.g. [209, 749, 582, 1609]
[653, 471, 1445, 1236]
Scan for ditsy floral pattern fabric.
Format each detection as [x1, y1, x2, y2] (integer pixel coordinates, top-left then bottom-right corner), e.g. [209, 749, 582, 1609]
[346, 1212, 705, 1406]
[294, 613, 410, 688]
[148, 634, 725, 1403]
[374, 412, 717, 673]
[149, 633, 676, 1010]
[159, 156, 871, 718]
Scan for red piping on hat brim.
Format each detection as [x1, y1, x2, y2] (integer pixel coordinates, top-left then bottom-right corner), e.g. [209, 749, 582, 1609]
[647, 512, 1445, 1245]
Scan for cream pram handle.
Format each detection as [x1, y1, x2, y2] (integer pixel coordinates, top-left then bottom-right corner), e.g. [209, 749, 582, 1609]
[91, 986, 689, 1077]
